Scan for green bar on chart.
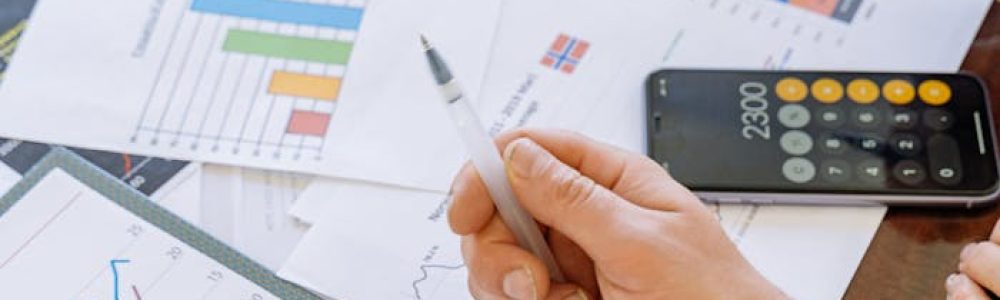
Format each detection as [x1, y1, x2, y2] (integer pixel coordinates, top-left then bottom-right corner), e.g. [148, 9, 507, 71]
[222, 29, 353, 65]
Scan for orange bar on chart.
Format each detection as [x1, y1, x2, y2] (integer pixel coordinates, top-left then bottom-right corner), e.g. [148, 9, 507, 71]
[268, 71, 342, 101]
[789, 0, 838, 16]
[287, 111, 331, 136]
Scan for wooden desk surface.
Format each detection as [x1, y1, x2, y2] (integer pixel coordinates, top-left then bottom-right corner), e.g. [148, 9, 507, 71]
[844, 3, 1000, 299]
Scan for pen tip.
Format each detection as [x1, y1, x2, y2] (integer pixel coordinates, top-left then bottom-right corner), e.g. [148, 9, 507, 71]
[420, 34, 432, 51]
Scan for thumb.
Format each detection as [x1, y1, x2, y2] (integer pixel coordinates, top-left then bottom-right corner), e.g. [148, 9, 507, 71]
[503, 138, 650, 253]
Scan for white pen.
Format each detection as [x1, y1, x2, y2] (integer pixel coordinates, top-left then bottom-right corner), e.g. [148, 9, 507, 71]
[421, 35, 565, 281]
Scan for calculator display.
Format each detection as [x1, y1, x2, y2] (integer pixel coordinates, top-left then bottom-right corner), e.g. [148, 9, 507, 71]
[647, 70, 999, 196]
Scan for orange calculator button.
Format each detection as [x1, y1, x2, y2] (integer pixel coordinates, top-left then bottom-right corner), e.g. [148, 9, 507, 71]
[811, 78, 843, 104]
[919, 80, 952, 106]
[847, 79, 879, 104]
[883, 80, 916, 105]
[776, 77, 808, 103]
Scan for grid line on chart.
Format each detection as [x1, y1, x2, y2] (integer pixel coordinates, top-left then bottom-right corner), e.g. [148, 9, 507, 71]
[131, 0, 368, 161]
[0, 191, 83, 269]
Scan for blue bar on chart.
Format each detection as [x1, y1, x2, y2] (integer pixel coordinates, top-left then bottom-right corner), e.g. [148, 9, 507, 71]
[191, 0, 364, 30]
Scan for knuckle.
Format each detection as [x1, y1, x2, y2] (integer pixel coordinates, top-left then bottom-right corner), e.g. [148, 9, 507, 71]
[547, 163, 598, 211]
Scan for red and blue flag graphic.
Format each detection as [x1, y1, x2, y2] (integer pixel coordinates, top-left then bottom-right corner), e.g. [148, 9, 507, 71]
[540, 34, 589, 74]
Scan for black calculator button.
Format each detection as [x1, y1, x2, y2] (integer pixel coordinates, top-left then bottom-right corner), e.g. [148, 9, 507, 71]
[893, 160, 927, 186]
[890, 109, 918, 129]
[815, 107, 846, 128]
[924, 109, 955, 131]
[820, 160, 851, 183]
[927, 134, 963, 186]
[856, 159, 887, 184]
[857, 135, 885, 153]
[819, 134, 847, 154]
[853, 107, 881, 128]
[889, 133, 922, 157]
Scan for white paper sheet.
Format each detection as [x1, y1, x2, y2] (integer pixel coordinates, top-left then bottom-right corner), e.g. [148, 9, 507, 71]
[310, 0, 992, 192]
[278, 182, 468, 300]
[0, 0, 501, 186]
[149, 162, 203, 224]
[200, 165, 311, 270]
[0, 168, 282, 299]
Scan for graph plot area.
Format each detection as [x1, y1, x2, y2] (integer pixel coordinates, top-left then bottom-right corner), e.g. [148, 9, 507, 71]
[0, 170, 281, 299]
[131, 0, 367, 161]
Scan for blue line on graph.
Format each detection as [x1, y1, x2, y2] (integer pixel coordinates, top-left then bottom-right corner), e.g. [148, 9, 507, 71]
[110, 259, 130, 300]
[191, 0, 364, 30]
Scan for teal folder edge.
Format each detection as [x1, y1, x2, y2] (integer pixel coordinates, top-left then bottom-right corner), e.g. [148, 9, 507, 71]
[0, 148, 321, 300]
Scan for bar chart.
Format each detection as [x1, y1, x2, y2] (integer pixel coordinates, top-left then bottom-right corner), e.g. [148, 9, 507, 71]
[131, 0, 367, 161]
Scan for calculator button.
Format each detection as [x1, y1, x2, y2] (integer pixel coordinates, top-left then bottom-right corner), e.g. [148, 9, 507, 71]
[856, 159, 887, 184]
[811, 78, 844, 104]
[853, 107, 882, 128]
[893, 160, 927, 186]
[919, 80, 952, 106]
[889, 133, 922, 157]
[928, 135, 963, 186]
[847, 79, 880, 104]
[892, 160, 927, 186]
[819, 134, 847, 154]
[883, 80, 916, 105]
[890, 109, 919, 129]
[778, 104, 811, 128]
[858, 135, 885, 153]
[816, 107, 846, 128]
[820, 160, 851, 183]
[783, 158, 816, 184]
[780, 130, 814, 155]
[776, 77, 808, 103]
[924, 109, 955, 131]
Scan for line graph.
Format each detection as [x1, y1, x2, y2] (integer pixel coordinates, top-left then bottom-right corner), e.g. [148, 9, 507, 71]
[130, 0, 368, 161]
[110, 259, 131, 300]
[0, 171, 287, 299]
[411, 263, 466, 300]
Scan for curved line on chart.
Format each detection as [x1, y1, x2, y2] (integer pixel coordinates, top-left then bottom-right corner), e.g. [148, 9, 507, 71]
[132, 284, 142, 300]
[411, 263, 465, 300]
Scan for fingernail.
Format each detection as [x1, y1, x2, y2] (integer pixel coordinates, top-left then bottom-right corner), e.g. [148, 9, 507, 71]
[502, 266, 536, 300]
[567, 289, 588, 300]
[960, 243, 976, 260]
[504, 138, 547, 179]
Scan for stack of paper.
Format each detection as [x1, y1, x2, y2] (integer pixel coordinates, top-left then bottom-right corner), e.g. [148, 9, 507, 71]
[0, 0, 992, 299]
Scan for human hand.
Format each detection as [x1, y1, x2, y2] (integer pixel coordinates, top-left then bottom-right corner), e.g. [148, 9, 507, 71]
[947, 217, 1000, 300]
[449, 128, 785, 299]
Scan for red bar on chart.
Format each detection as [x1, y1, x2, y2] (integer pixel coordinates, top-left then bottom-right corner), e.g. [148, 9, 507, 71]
[789, 0, 837, 17]
[286, 111, 331, 136]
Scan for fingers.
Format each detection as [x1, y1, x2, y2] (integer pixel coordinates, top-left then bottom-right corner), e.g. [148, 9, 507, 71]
[548, 230, 598, 296]
[449, 162, 495, 235]
[544, 283, 590, 300]
[946, 273, 991, 300]
[465, 216, 551, 300]
[503, 137, 657, 253]
[494, 129, 632, 188]
[450, 128, 699, 237]
[497, 128, 696, 212]
[959, 242, 1000, 294]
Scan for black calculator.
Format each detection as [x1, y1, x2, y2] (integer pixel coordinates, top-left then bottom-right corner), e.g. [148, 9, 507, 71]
[646, 69, 999, 206]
